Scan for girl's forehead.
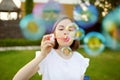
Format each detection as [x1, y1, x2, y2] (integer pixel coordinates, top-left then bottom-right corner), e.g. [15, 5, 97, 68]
[57, 19, 72, 26]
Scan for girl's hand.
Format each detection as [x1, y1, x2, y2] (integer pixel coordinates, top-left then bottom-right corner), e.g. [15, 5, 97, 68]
[40, 34, 55, 58]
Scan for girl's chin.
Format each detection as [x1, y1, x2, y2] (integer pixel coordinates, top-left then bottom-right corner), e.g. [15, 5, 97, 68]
[57, 39, 73, 46]
[60, 43, 71, 47]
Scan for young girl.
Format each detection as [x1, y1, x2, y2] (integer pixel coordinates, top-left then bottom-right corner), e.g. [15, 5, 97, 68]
[13, 16, 89, 80]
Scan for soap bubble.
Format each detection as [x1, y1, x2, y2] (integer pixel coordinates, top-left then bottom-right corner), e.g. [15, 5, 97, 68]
[84, 32, 106, 56]
[19, 14, 46, 40]
[74, 28, 85, 40]
[33, 1, 63, 34]
[102, 6, 120, 50]
[65, 23, 85, 40]
[73, 4, 98, 28]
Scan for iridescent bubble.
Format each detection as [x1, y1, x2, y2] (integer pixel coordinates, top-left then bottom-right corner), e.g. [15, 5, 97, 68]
[65, 23, 85, 40]
[102, 6, 120, 50]
[19, 14, 46, 40]
[42, 1, 63, 21]
[43, 1, 63, 34]
[33, 1, 63, 34]
[74, 28, 85, 40]
[61, 47, 72, 56]
[73, 4, 98, 28]
[32, 3, 45, 19]
[65, 23, 79, 39]
[83, 32, 106, 56]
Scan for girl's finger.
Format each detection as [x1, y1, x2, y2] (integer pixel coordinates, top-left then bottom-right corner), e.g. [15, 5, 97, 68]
[42, 35, 51, 42]
[42, 41, 54, 47]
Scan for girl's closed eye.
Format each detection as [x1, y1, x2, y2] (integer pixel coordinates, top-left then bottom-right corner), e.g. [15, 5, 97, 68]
[59, 28, 64, 31]
[58, 25, 64, 31]
[68, 26, 76, 31]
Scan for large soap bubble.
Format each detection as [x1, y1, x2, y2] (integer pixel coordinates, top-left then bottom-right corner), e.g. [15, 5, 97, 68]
[102, 6, 120, 50]
[65, 23, 85, 40]
[32, 3, 45, 19]
[73, 4, 98, 28]
[19, 14, 46, 40]
[33, 0, 63, 34]
[83, 32, 106, 56]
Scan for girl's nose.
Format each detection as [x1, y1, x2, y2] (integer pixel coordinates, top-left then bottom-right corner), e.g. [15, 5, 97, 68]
[64, 33, 67, 35]
[64, 31, 69, 35]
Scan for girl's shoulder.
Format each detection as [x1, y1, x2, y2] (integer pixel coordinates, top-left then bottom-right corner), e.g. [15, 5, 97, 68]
[73, 51, 85, 58]
[73, 51, 90, 63]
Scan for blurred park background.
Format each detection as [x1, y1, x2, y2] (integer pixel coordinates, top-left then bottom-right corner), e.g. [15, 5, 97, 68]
[0, 0, 120, 80]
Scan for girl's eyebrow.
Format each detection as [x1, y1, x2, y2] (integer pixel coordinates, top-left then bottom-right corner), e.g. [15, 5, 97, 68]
[58, 25, 64, 28]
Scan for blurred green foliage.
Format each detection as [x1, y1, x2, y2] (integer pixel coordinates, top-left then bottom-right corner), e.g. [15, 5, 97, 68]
[25, 0, 34, 15]
[0, 49, 120, 80]
[0, 38, 41, 47]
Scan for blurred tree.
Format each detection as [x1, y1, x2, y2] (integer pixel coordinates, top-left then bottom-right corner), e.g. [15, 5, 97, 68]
[25, 0, 33, 15]
[90, 0, 120, 21]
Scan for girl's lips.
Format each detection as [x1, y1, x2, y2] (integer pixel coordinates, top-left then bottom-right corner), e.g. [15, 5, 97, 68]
[63, 36, 70, 42]
[56, 36, 71, 42]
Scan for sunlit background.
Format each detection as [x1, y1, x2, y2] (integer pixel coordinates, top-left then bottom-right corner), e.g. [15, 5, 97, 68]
[0, 0, 112, 20]
[0, 0, 120, 56]
[0, 0, 120, 57]
[0, 0, 21, 20]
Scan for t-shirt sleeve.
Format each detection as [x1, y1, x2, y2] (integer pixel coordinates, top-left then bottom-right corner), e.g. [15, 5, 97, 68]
[81, 57, 90, 74]
[75, 52, 90, 75]
[35, 51, 47, 75]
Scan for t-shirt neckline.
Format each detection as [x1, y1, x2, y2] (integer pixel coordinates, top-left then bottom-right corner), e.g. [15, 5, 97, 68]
[52, 49, 75, 62]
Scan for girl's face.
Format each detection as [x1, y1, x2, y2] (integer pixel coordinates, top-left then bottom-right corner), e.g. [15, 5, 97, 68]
[54, 19, 74, 47]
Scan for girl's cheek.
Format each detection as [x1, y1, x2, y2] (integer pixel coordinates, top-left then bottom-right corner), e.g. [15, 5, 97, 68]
[56, 32, 63, 37]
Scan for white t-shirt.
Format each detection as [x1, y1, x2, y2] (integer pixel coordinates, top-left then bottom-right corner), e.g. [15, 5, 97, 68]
[35, 49, 89, 80]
